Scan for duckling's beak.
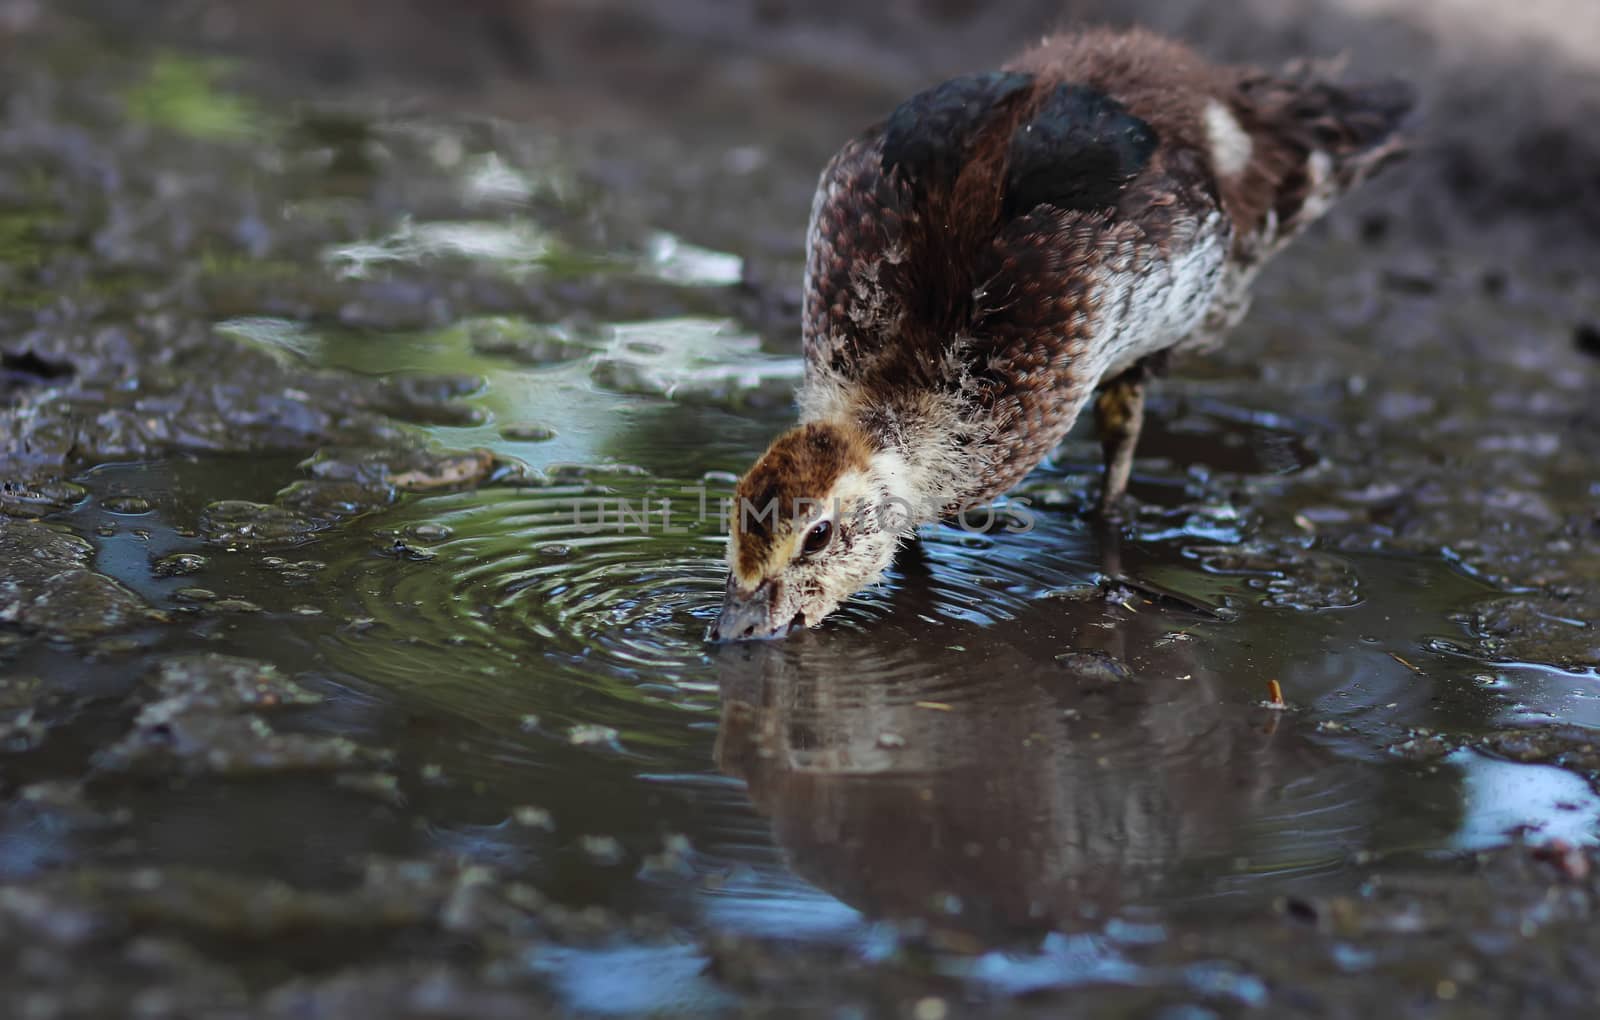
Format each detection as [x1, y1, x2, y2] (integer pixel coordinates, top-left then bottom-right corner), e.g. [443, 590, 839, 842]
[709, 575, 802, 642]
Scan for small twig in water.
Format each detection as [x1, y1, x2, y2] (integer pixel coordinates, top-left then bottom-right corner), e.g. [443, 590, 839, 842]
[1265, 679, 1287, 710]
[1389, 652, 1423, 674]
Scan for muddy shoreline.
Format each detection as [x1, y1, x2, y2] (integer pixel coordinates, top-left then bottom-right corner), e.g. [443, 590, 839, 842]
[3, 2, 1599, 1016]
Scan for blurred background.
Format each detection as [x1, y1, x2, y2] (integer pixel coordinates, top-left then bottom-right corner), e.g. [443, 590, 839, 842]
[47, 0, 1600, 266]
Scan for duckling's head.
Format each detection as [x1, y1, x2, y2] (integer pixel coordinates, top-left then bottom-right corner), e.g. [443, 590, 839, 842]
[711, 421, 912, 641]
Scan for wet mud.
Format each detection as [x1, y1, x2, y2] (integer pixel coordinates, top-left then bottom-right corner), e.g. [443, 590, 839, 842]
[2, 1, 1600, 1016]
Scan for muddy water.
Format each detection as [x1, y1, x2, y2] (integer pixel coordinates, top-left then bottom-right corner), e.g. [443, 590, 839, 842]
[36, 353, 1600, 1001]
[5, 5, 1600, 1014]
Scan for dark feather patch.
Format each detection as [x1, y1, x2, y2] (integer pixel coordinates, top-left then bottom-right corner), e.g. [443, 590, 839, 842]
[882, 71, 1033, 193]
[1003, 84, 1158, 218]
[1288, 79, 1416, 152]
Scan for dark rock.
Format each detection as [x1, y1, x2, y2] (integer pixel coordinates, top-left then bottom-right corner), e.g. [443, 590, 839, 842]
[0, 517, 159, 638]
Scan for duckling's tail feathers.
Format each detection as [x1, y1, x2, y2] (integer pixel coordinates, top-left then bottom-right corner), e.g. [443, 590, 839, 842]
[1285, 73, 1414, 174]
[1273, 59, 1414, 137]
[1239, 65, 1416, 245]
[1323, 78, 1416, 149]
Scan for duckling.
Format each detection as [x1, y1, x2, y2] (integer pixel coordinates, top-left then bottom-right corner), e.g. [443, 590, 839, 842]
[712, 28, 1412, 641]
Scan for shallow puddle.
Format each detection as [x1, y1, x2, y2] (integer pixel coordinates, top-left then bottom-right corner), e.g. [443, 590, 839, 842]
[41, 383, 1600, 1000]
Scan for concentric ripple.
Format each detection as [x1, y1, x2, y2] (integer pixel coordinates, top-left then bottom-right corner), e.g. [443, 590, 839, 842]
[318, 480, 726, 723]
[314, 476, 1111, 728]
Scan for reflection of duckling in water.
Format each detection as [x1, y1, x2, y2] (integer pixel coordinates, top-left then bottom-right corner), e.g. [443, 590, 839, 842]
[712, 592, 1366, 941]
[713, 28, 1411, 640]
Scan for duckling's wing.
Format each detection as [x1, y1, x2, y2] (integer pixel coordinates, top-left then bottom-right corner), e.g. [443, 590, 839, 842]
[799, 128, 898, 385]
[801, 73, 1037, 388]
[802, 65, 1197, 385]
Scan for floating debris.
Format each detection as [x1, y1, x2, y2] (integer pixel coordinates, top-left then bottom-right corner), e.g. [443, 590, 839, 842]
[1389, 652, 1423, 674]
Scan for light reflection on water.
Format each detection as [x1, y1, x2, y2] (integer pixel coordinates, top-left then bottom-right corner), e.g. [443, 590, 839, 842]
[51, 115, 1598, 1004]
[57, 410, 1600, 1003]
[58, 265, 1600, 1003]
[286, 458, 1595, 983]
[529, 944, 735, 1016]
[1450, 750, 1600, 850]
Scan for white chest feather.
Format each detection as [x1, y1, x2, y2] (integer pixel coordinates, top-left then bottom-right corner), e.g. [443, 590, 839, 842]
[1084, 213, 1229, 381]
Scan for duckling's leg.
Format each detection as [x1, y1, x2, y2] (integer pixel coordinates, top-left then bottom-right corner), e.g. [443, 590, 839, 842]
[1093, 362, 1149, 515]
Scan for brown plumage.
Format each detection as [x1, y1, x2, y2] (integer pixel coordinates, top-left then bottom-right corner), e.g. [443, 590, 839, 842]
[711, 27, 1413, 642]
[731, 421, 872, 580]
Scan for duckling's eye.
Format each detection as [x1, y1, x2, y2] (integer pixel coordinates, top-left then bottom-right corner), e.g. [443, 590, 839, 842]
[801, 519, 833, 557]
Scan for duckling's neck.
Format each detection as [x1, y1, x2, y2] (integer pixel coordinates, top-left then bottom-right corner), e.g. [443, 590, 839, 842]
[801, 387, 984, 522]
